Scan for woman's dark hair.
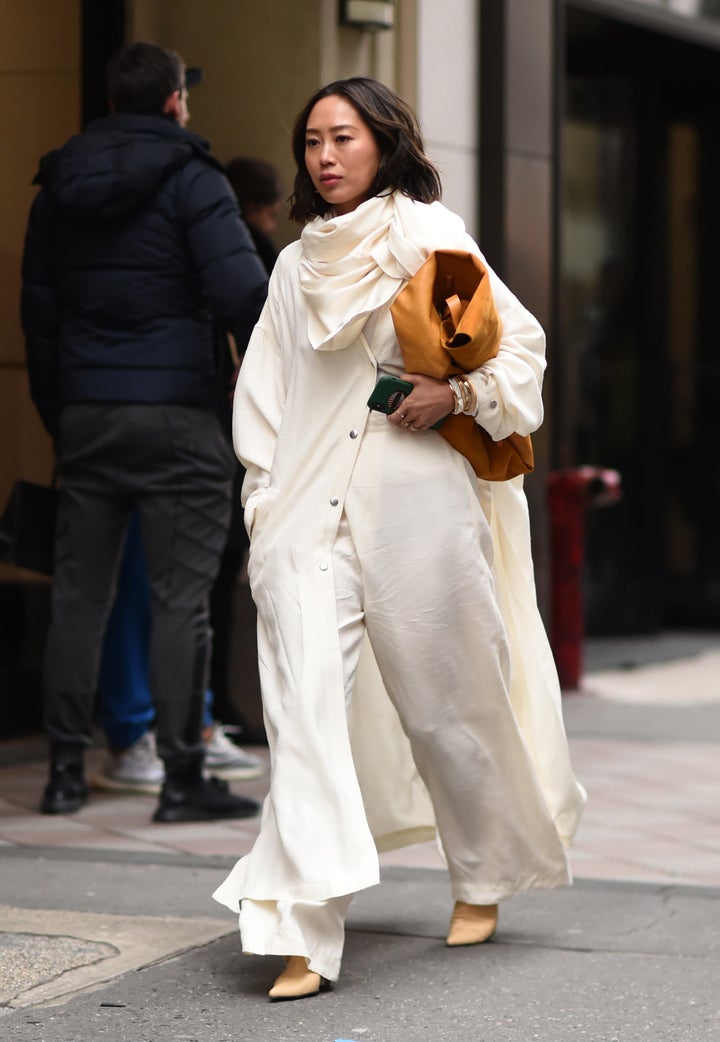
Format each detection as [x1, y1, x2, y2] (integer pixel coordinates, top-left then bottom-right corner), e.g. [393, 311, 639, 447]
[106, 41, 184, 116]
[224, 157, 283, 211]
[289, 77, 441, 224]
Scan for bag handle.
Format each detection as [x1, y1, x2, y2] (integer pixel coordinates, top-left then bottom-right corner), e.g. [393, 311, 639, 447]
[443, 293, 465, 332]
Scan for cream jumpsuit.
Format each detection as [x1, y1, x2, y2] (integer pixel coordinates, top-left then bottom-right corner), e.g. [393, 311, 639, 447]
[213, 198, 584, 981]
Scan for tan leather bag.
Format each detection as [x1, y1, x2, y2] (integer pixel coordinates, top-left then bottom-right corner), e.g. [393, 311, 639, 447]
[390, 249, 534, 481]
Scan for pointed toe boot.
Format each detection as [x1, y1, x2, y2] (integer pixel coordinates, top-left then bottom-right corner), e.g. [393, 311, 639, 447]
[445, 901, 498, 946]
[268, 956, 329, 1002]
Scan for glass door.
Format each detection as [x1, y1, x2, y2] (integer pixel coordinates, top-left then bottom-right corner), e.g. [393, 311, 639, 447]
[560, 7, 720, 632]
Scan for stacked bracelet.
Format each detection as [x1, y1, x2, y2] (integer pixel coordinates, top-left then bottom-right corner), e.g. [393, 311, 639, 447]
[447, 374, 478, 416]
[448, 376, 464, 414]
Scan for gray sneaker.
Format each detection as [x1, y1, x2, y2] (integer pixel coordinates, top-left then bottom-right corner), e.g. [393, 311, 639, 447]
[91, 732, 164, 795]
[203, 724, 266, 781]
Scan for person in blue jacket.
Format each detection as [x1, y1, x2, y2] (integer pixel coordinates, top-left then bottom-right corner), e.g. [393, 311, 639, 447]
[21, 41, 268, 822]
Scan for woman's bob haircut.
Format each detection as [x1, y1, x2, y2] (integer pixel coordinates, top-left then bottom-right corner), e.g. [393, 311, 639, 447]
[289, 77, 442, 224]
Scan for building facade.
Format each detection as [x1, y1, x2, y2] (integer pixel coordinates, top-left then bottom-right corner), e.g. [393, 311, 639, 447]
[2, 0, 719, 720]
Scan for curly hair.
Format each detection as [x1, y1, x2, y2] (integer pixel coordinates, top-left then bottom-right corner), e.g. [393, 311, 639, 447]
[289, 77, 441, 225]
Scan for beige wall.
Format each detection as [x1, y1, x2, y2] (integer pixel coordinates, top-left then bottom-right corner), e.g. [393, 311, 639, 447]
[417, 0, 479, 237]
[0, 0, 425, 583]
[0, 0, 80, 582]
[127, 0, 414, 248]
[0, 0, 414, 547]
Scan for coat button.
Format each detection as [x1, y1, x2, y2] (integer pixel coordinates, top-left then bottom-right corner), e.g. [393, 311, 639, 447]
[489, 400, 498, 409]
[319, 563, 328, 571]
[349, 429, 358, 439]
[330, 497, 339, 506]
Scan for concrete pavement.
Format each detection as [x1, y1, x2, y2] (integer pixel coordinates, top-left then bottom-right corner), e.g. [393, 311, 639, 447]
[1, 632, 719, 1040]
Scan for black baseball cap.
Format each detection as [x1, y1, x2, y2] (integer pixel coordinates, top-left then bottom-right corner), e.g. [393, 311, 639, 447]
[184, 66, 203, 89]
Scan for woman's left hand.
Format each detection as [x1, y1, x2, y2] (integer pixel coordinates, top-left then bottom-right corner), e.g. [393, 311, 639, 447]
[386, 372, 455, 432]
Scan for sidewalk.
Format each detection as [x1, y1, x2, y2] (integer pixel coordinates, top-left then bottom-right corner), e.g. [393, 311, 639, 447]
[1, 634, 719, 1040]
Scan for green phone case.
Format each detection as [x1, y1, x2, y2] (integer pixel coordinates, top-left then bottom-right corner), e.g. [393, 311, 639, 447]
[367, 375, 446, 429]
[367, 375, 414, 414]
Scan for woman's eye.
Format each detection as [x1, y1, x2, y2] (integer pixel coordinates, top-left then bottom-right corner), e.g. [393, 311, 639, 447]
[305, 138, 319, 148]
[336, 135, 350, 144]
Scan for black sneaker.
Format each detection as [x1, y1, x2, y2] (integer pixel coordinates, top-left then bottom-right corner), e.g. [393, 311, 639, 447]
[40, 762, 88, 815]
[152, 774, 260, 823]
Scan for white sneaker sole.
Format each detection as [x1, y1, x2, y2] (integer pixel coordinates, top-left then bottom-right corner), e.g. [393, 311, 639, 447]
[204, 764, 267, 781]
[90, 772, 162, 796]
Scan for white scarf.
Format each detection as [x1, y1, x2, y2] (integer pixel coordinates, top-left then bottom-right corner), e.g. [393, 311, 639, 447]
[299, 191, 468, 352]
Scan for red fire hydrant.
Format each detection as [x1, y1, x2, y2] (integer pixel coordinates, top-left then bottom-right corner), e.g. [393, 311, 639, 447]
[547, 466, 621, 691]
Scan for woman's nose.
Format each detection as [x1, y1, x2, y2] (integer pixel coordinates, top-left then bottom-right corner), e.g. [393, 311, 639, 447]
[320, 142, 334, 164]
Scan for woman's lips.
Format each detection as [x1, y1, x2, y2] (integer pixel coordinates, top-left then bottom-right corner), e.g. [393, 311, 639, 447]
[320, 175, 341, 185]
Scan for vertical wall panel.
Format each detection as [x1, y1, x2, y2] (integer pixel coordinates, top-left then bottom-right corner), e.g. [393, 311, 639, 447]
[0, 0, 79, 562]
[480, 0, 556, 610]
[417, 0, 480, 235]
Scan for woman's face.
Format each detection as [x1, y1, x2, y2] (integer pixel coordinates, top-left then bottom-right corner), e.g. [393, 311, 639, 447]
[304, 95, 381, 216]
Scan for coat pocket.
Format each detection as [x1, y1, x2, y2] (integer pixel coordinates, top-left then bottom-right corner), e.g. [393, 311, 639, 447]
[246, 486, 279, 538]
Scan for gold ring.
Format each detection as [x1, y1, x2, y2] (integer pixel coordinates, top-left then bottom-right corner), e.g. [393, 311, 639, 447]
[410, 424, 421, 431]
[401, 419, 411, 428]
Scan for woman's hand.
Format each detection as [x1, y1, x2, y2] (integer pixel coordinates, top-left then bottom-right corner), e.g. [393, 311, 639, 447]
[386, 372, 455, 432]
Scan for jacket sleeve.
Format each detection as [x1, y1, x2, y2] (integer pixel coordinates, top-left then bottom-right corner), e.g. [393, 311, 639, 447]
[179, 163, 269, 351]
[21, 191, 61, 437]
[463, 238, 547, 440]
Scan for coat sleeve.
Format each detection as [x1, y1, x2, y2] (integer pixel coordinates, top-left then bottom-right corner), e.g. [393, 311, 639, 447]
[231, 267, 287, 534]
[21, 191, 61, 437]
[180, 163, 269, 352]
[463, 238, 547, 440]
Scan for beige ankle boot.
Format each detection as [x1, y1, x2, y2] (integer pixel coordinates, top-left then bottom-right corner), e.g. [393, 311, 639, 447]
[445, 901, 498, 946]
[268, 956, 328, 1001]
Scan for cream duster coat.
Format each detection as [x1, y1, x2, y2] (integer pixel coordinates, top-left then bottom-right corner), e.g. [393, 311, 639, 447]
[213, 193, 585, 913]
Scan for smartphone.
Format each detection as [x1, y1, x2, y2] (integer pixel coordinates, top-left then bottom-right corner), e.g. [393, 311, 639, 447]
[367, 375, 414, 415]
[367, 375, 446, 429]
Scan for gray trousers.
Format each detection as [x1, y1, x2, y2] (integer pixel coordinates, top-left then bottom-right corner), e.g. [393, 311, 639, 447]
[44, 403, 235, 770]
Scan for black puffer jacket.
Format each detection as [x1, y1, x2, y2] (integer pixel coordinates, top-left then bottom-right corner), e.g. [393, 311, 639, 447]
[21, 113, 268, 436]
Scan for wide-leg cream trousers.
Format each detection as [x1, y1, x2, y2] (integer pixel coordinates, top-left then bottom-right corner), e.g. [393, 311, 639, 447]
[240, 419, 569, 981]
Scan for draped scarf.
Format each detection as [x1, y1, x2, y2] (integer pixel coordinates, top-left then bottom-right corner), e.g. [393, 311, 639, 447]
[299, 190, 469, 352]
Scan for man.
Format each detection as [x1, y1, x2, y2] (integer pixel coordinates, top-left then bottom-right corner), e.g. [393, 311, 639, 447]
[21, 41, 268, 822]
[91, 156, 287, 796]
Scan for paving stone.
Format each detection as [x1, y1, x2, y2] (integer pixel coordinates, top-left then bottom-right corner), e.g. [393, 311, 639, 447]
[0, 932, 116, 1004]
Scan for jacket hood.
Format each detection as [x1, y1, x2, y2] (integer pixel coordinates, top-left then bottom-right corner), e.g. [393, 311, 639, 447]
[33, 113, 221, 221]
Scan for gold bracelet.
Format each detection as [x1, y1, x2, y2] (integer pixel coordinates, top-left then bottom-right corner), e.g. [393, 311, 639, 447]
[456, 374, 478, 416]
[448, 377, 464, 415]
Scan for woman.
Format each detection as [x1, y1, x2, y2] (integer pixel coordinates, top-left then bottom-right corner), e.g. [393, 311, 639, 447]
[213, 77, 585, 1001]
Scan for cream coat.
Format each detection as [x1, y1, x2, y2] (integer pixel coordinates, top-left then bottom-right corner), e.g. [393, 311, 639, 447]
[213, 195, 586, 914]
